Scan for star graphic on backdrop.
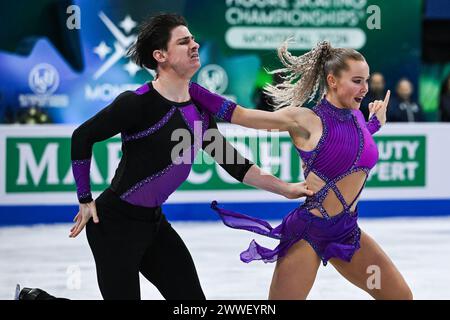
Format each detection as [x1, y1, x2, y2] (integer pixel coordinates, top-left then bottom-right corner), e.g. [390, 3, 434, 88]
[123, 60, 141, 76]
[93, 41, 111, 60]
[120, 15, 137, 34]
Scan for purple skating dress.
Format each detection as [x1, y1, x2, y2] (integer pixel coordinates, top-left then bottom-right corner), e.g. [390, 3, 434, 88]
[211, 98, 381, 266]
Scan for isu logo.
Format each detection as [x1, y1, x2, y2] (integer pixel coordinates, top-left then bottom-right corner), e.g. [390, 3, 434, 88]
[197, 64, 228, 94]
[28, 63, 60, 95]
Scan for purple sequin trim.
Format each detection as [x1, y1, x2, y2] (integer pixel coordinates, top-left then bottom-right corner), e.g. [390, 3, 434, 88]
[303, 106, 329, 178]
[120, 144, 199, 201]
[72, 159, 90, 165]
[367, 114, 381, 134]
[179, 105, 199, 134]
[303, 166, 370, 221]
[122, 107, 177, 142]
[193, 112, 205, 152]
[179, 106, 209, 149]
[120, 162, 178, 201]
[201, 111, 210, 133]
[72, 159, 92, 201]
[216, 100, 236, 122]
[78, 191, 92, 200]
[319, 98, 353, 121]
[352, 113, 365, 171]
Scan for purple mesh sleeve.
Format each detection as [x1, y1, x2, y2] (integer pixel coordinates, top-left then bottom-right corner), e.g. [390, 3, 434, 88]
[367, 114, 381, 135]
[72, 159, 92, 203]
[189, 82, 237, 122]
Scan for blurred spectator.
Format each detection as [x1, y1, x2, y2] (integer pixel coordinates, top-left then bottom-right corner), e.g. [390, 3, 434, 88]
[439, 73, 450, 122]
[360, 72, 389, 120]
[387, 78, 425, 122]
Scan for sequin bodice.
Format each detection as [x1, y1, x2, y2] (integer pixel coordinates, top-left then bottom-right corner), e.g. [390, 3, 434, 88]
[296, 98, 380, 218]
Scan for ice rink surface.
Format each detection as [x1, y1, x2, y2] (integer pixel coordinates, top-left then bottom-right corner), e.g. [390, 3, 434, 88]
[1, 216, 449, 300]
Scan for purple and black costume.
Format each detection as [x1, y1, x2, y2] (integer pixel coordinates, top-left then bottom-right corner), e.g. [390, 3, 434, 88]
[71, 82, 250, 299]
[208, 98, 381, 266]
[72, 82, 248, 206]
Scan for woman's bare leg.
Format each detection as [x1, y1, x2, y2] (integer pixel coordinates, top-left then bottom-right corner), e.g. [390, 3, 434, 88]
[330, 230, 413, 300]
[269, 240, 321, 300]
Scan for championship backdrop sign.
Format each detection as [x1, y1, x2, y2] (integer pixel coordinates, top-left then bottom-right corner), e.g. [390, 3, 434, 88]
[0, 0, 421, 123]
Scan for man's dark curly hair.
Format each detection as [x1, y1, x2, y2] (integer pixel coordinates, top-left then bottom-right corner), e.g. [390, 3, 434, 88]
[127, 13, 187, 70]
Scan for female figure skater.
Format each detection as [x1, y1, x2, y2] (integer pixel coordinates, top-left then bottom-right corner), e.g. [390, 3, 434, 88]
[190, 41, 413, 300]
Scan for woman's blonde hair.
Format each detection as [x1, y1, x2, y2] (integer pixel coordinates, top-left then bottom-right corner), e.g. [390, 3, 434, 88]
[264, 40, 366, 110]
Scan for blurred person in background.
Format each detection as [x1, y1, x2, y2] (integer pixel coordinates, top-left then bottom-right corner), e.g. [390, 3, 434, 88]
[360, 72, 389, 120]
[388, 78, 425, 122]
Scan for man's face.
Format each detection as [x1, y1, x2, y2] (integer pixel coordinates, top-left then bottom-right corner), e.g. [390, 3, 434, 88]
[160, 25, 200, 78]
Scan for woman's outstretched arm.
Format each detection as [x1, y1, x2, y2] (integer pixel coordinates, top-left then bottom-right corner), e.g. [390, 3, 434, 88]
[231, 104, 312, 132]
[189, 81, 312, 132]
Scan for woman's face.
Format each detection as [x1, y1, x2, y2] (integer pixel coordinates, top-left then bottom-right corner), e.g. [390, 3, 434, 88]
[328, 59, 370, 109]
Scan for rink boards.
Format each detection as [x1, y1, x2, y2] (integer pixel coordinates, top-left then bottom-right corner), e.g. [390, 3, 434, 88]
[1, 123, 449, 225]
